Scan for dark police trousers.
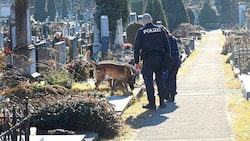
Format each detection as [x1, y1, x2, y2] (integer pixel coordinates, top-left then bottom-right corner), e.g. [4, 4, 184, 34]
[164, 54, 180, 98]
[142, 55, 166, 106]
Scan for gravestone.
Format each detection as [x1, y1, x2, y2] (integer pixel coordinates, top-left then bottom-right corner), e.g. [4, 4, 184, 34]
[101, 15, 109, 60]
[29, 45, 36, 75]
[12, 45, 36, 76]
[68, 36, 78, 60]
[0, 32, 3, 47]
[77, 38, 84, 54]
[93, 23, 101, 59]
[34, 41, 50, 72]
[185, 41, 191, 56]
[54, 41, 66, 69]
[189, 38, 195, 50]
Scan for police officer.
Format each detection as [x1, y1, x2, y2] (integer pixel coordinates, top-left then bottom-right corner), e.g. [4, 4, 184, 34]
[134, 13, 171, 109]
[162, 28, 181, 102]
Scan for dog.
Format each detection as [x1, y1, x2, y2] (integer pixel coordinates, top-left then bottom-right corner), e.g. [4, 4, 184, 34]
[85, 50, 137, 92]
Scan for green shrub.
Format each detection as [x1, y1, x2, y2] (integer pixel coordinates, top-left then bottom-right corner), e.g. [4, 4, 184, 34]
[42, 68, 71, 88]
[66, 59, 92, 81]
[30, 94, 122, 138]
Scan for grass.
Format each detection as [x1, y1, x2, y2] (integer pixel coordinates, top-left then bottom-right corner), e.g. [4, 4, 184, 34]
[221, 54, 250, 141]
[227, 94, 250, 141]
[221, 55, 240, 89]
[72, 81, 126, 96]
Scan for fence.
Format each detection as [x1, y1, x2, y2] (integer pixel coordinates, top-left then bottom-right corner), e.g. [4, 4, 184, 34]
[0, 98, 30, 141]
[231, 43, 250, 74]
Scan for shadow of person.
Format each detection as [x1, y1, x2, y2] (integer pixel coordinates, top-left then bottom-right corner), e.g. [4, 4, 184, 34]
[125, 102, 179, 129]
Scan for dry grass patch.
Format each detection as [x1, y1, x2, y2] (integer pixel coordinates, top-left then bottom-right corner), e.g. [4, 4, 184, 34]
[71, 81, 125, 96]
[228, 94, 250, 141]
[221, 53, 250, 141]
[221, 55, 240, 89]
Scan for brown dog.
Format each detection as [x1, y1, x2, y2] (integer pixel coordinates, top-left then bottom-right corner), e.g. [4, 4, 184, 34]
[85, 50, 137, 92]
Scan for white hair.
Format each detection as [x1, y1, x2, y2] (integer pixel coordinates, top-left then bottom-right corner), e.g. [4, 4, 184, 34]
[142, 13, 153, 25]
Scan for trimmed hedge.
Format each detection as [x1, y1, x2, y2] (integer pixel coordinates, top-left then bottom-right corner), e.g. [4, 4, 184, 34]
[30, 94, 122, 138]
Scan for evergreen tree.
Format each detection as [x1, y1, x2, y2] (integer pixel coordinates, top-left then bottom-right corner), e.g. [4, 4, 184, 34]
[199, 0, 218, 27]
[62, 0, 68, 19]
[34, 0, 46, 22]
[230, 0, 239, 25]
[94, 0, 129, 43]
[187, 8, 195, 25]
[130, 0, 144, 15]
[34, 0, 56, 22]
[46, 0, 56, 21]
[144, 0, 168, 27]
[161, 0, 189, 31]
[220, 0, 232, 24]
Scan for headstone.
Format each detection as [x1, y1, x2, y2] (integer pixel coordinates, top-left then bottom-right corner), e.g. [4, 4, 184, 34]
[93, 22, 101, 59]
[29, 45, 36, 74]
[77, 38, 84, 54]
[12, 45, 36, 76]
[68, 36, 78, 60]
[114, 18, 123, 49]
[238, 2, 247, 26]
[189, 39, 195, 50]
[0, 32, 3, 47]
[63, 22, 69, 37]
[35, 41, 50, 72]
[101, 15, 109, 53]
[54, 41, 66, 69]
[185, 41, 191, 56]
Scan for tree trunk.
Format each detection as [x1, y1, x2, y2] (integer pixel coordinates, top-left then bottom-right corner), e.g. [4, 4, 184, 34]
[15, 0, 28, 47]
[13, 0, 32, 75]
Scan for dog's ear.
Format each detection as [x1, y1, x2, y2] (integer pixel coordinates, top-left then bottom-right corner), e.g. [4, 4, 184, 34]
[85, 50, 97, 67]
[85, 50, 91, 62]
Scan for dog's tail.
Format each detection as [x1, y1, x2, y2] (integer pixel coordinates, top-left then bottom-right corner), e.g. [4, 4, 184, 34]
[85, 50, 97, 67]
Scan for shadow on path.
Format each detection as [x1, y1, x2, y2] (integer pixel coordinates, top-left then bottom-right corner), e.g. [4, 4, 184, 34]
[125, 102, 178, 129]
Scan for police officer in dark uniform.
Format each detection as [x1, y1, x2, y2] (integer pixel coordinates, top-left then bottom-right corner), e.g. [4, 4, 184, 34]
[164, 30, 181, 102]
[134, 13, 171, 109]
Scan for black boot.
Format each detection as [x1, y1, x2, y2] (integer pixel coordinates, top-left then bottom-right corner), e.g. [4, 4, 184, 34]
[142, 103, 156, 109]
[159, 97, 166, 108]
[143, 97, 156, 109]
[164, 94, 169, 101]
[159, 93, 169, 101]
[168, 94, 175, 102]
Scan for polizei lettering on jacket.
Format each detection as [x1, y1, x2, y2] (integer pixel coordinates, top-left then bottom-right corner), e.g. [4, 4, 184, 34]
[143, 27, 161, 34]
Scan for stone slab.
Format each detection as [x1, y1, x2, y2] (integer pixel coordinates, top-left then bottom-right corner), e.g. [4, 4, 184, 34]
[108, 95, 133, 115]
[239, 74, 250, 100]
[21, 133, 98, 141]
[132, 87, 144, 97]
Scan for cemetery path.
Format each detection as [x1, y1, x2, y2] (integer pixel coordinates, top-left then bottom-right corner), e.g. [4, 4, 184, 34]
[131, 30, 235, 141]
